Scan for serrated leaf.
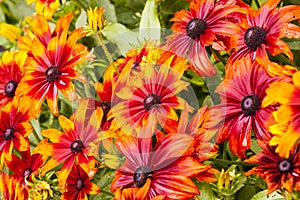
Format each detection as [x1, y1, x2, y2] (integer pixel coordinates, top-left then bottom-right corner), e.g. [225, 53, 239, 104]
[139, 0, 161, 41]
[250, 190, 285, 200]
[102, 23, 139, 55]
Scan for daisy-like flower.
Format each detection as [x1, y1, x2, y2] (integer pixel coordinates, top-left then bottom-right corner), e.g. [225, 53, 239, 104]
[245, 141, 300, 194]
[6, 150, 45, 185]
[38, 100, 101, 184]
[0, 100, 32, 167]
[27, 0, 60, 20]
[0, 51, 27, 108]
[214, 57, 283, 158]
[61, 163, 100, 200]
[112, 64, 189, 133]
[111, 127, 208, 200]
[262, 71, 300, 158]
[18, 13, 90, 116]
[166, 0, 241, 76]
[0, 172, 28, 199]
[226, 0, 300, 76]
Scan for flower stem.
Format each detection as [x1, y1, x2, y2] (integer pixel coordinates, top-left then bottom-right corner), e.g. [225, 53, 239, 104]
[96, 33, 120, 76]
[209, 158, 258, 167]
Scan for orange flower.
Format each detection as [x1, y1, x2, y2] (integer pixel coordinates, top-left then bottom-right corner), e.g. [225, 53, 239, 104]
[166, 0, 241, 76]
[111, 128, 204, 200]
[226, 0, 300, 76]
[0, 100, 32, 167]
[245, 141, 300, 194]
[18, 14, 90, 116]
[214, 57, 283, 158]
[27, 0, 60, 20]
[0, 51, 27, 108]
[37, 100, 102, 184]
[61, 163, 100, 200]
[0, 172, 28, 199]
[263, 71, 300, 158]
[111, 64, 189, 133]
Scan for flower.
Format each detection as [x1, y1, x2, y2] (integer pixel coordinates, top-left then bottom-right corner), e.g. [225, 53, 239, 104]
[0, 172, 28, 199]
[0, 51, 27, 108]
[87, 7, 105, 33]
[61, 163, 100, 200]
[27, 0, 60, 20]
[166, 0, 241, 76]
[6, 150, 45, 185]
[18, 13, 90, 116]
[245, 141, 300, 194]
[111, 128, 207, 200]
[111, 64, 189, 133]
[0, 23, 21, 43]
[263, 71, 300, 158]
[226, 0, 300, 76]
[0, 99, 32, 167]
[214, 57, 282, 158]
[38, 100, 102, 184]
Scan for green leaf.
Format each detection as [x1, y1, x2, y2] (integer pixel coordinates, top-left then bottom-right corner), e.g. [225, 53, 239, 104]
[75, 10, 87, 28]
[250, 190, 285, 200]
[139, 0, 161, 41]
[237, 185, 257, 200]
[102, 23, 139, 55]
[285, 38, 300, 50]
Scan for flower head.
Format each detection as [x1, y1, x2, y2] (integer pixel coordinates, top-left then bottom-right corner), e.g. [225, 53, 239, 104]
[0, 99, 32, 167]
[18, 14, 90, 116]
[166, 0, 241, 76]
[61, 163, 100, 199]
[226, 0, 300, 76]
[6, 150, 45, 185]
[0, 51, 27, 108]
[38, 99, 102, 184]
[215, 57, 282, 158]
[27, 0, 60, 20]
[112, 64, 190, 133]
[245, 141, 300, 194]
[263, 71, 300, 158]
[111, 128, 206, 200]
[87, 7, 105, 33]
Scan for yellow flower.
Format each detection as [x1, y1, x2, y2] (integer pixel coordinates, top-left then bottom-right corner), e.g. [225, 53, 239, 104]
[28, 180, 54, 200]
[87, 7, 105, 33]
[27, 0, 60, 20]
[0, 23, 21, 43]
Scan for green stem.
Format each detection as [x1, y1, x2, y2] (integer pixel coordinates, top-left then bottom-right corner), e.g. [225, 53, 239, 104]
[96, 33, 120, 76]
[209, 158, 258, 167]
[32, 129, 42, 143]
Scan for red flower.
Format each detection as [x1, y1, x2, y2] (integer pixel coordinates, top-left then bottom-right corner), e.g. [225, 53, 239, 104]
[0, 51, 27, 108]
[245, 141, 300, 194]
[214, 57, 283, 158]
[226, 0, 300, 76]
[111, 126, 210, 200]
[61, 163, 100, 200]
[6, 150, 45, 185]
[166, 0, 241, 76]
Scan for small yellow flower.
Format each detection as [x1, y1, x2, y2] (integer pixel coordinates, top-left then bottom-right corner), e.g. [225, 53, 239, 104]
[87, 6, 105, 33]
[27, 0, 60, 20]
[0, 23, 21, 43]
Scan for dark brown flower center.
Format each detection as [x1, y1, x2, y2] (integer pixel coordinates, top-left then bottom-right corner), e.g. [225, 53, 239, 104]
[186, 18, 206, 40]
[133, 166, 153, 188]
[241, 95, 260, 116]
[4, 127, 15, 140]
[70, 140, 85, 153]
[144, 94, 160, 111]
[45, 66, 60, 82]
[278, 159, 293, 173]
[76, 178, 84, 190]
[244, 26, 266, 50]
[99, 101, 111, 118]
[23, 169, 31, 178]
[5, 81, 18, 97]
